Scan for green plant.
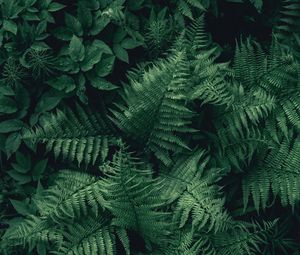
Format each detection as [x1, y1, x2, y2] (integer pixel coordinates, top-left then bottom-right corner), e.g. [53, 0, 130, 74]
[1, 1, 300, 255]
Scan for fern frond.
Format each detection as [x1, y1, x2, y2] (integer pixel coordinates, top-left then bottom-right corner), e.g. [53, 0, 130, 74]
[212, 220, 277, 255]
[24, 104, 116, 166]
[55, 215, 129, 255]
[34, 170, 105, 223]
[100, 150, 170, 245]
[274, 0, 300, 43]
[159, 149, 231, 233]
[2, 215, 63, 253]
[233, 39, 267, 89]
[176, 0, 206, 20]
[225, 84, 275, 132]
[190, 54, 232, 105]
[144, 8, 174, 56]
[215, 121, 270, 170]
[243, 135, 300, 210]
[111, 51, 195, 166]
[186, 15, 220, 57]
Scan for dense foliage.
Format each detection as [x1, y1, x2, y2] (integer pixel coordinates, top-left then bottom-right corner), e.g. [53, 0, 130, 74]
[0, 0, 300, 254]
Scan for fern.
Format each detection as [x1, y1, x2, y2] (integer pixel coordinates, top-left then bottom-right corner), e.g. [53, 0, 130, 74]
[190, 53, 232, 106]
[100, 150, 170, 246]
[212, 220, 277, 255]
[176, 0, 206, 20]
[24, 104, 117, 166]
[155, 220, 277, 255]
[243, 134, 300, 210]
[2, 215, 63, 253]
[20, 48, 56, 79]
[34, 170, 105, 223]
[186, 15, 221, 57]
[159, 149, 231, 233]
[111, 51, 195, 166]
[214, 125, 269, 170]
[274, 0, 300, 53]
[144, 8, 175, 57]
[54, 215, 129, 255]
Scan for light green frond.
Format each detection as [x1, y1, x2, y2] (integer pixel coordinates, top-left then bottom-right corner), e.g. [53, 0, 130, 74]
[243, 135, 300, 211]
[100, 150, 170, 246]
[55, 215, 126, 255]
[111, 51, 195, 165]
[34, 170, 105, 223]
[159, 150, 231, 233]
[24, 104, 116, 166]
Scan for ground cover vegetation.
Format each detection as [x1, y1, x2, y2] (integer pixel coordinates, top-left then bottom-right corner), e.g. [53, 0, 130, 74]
[0, 0, 300, 254]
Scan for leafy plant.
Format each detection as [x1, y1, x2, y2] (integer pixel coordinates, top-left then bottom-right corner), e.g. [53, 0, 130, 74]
[1, 1, 300, 255]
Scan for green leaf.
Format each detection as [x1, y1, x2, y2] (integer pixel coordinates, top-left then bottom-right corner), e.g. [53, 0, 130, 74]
[52, 27, 73, 41]
[22, 13, 40, 21]
[77, 4, 92, 29]
[10, 199, 33, 216]
[121, 38, 143, 49]
[113, 28, 127, 44]
[69, 35, 85, 62]
[37, 242, 46, 255]
[31, 42, 50, 51]
[46, 75, 76, 93]
[12, 162, 30, 173]
[36, 20, 47, 35]
[93, 40, 112, 54]
[0, 96, 17, 114]
[113, 44, 129, 63]
[0, 119, 24, 133]
[81, 43, 104, 72]
[0, 83, 14, 96]
[96, 55, 115, 77]
[90, 76, 118, 90]
[65, 13, 83, 36]
[7, 170, 31, 184]
[32, 159, 48, 181]
[48, 2, 65, 12]
[3, 20, 18, 35]
[128, 0, 145, 10]
[90, 15, 110, 35]
[15, 84, 30, 118]
[251, 0, 263, 12]
[15, 151, 31, 171]
[5, 132, 21, 157]
[35, 94, 62, 114]
[25, 0, 38, 7]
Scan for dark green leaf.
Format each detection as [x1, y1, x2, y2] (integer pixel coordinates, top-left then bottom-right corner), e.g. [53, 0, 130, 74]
[89, 76, 118, 90]
[3, 20, 18, 35]
[7, 170, 31, 184]
[113, 44, 129, 63]
[48, 2, 65, 12]
[90, 15, 110, 35]
[121, 38, 143, 49]
[35, 95, 62, 114]
[5, 132, 21, 157]
[52, 27, 73, 41]
[32, 159, 48, 181]
[10, 199, 33, 216]
[0, 119, 24, 133]
[96, 55, 115, 77]
[77, 5, 92, 29]
[46, 75, 76, 93]
[15, 151, 31, 171]
[65, 13, 83, 36]
[37, 242, 46, 255]
[0, 96, 17, 114]
[81, 43, 103, 72]
[69, 35, 85, 62]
